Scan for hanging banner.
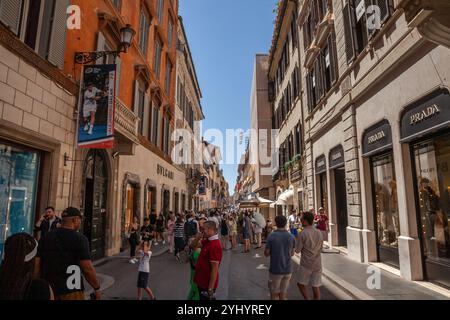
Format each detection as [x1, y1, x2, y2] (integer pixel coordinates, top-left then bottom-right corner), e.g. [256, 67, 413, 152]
[77, 64, 116, 149]
[199, 176, 207, 195]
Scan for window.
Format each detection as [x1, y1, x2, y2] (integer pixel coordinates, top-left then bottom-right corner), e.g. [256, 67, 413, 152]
[168, 18, 174, 48]
[295, 124, 301, 155]
[157, 0, 164, 23]
[139, 10, 149, 56]
[0, 0, 67, 68]
[165, 58, 172, 95]
[291, 13, 298, 49]
[151, 102, 159, 145]
[154, 37, 162, 77]
[136, 85, 146, 135]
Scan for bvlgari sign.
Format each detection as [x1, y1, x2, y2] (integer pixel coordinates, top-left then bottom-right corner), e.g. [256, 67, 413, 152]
[362, 120, 392, 157]
[401, 88, 450, 142]
[157, 164, 174, 180]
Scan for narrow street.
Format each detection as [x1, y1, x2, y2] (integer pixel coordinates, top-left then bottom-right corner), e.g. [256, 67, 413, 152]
[95, 246, 350, 300]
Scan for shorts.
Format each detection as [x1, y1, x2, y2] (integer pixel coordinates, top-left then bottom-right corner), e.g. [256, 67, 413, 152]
[320, 230, 328, 242]
[83, 104, 97, 117]
[296, 266, 322, 287]
[137, 271, 150, 288]
[243, 230, 251, 240]
[268, 273, 292, 294]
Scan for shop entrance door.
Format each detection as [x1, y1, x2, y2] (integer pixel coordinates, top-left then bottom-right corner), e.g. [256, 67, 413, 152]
[334, 167, 348, 247]
[82, 150, 108, 261]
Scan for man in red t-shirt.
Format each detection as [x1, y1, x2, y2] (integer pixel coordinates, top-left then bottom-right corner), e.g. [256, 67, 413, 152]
[193, 220, 223, 300]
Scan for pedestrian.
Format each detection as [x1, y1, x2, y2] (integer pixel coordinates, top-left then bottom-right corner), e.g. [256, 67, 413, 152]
[187, 238, 202, 300]
[34, 207, 101, 300]
[136, 241, 156, 300]
[252, 211, 266, 249]
[128, 216, 140, 264]
[149, 211, 157, 240]
[264, 215, 295, 300]
[208, 211, 220, 229]
[33, 206, 61, 241]
[185, 212, 199, 243]
[174, 215, 186, 262]
[220, 214, 229, 250]
[155, 213, 165, 245]
[242, 212, 252, 253]
[295, 211, 324, 300]
[288, 209, 299, 237]
[227, 215, 237, 250]
[140, 218, 153, 245]
[167, 214, 176, 254]
[193, 221, 223, 300]
[0, 233, 53, 300]
[315, 207, 329, 243]
[265, 218, 274, 239]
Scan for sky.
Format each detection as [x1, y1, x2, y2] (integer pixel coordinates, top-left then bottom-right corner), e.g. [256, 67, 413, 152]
[179, 0, 277, 195]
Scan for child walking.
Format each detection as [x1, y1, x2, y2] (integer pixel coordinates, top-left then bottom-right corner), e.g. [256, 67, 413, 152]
[136, 241, 156, 300]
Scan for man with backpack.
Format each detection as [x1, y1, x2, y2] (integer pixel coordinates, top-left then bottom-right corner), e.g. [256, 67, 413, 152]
[185, 212, 199, 244]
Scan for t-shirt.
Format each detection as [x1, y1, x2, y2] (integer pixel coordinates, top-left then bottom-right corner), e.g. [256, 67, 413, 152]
[149, 214, 157, 225]
[194, 238, 223, 289]
[140, 225, 153, 241]
[295, 226, 323, 272]
[138, 250, 152, 273]
[174, 222, 185, 238]
[265, 230, 295, 275]
[316, 214, 329, 231]
[37, 228, 91, 296]
[84, 87, 100, 108]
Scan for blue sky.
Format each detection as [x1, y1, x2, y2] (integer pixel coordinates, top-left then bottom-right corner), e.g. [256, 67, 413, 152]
[179, 0, 277, 194]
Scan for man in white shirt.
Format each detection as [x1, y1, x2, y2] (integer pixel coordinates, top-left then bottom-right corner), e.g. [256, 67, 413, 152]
[82, 83, 104, 135]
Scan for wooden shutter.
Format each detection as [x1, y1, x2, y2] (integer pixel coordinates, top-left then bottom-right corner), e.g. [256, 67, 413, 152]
[343, 2, 357, 64]
[329, 33, 338, 84]
[133, 80, 140, 114]
[38, 0, 55, 58]
[303, 20, 309, 51]
[48, 0, 69, 69]
[157, 107, 162, 148]
[306, 72, 312, 112]
[142, 93, 150, 138]
[0, 0, 23, 35]
[377, 0, 392, 24]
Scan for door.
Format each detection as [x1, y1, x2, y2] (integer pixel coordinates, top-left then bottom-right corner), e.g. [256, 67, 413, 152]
[83, 150, 108, 261]
[334, 168, 348, 247]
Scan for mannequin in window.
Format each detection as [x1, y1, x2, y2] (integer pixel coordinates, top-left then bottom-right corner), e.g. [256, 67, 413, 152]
[389, 180, 400, 247]
[374, 183, 390, 246]
[418, 177, 440, 255]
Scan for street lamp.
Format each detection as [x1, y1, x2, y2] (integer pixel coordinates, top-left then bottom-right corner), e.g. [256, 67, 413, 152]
[74, 24, 136, 65]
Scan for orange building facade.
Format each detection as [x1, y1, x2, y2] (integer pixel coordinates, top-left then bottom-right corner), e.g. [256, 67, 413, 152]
[63, 0, 187, 259]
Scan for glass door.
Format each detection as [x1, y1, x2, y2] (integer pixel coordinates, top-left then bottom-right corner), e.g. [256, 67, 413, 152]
[0, 142, 40, 258]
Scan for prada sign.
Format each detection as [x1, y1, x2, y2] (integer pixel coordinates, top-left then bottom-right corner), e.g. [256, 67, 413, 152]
[315, 155, 326, 175]
[329, 145, 344, 169]
[362, 120, 393, 157]
[157, 164, 174, 180]
[401, 88, 450, 142]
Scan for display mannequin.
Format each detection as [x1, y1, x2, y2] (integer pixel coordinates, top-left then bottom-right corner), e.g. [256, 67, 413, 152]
[389, 180, 400, 247]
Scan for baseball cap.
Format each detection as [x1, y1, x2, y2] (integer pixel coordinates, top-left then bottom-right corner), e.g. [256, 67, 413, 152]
[62, 207, 83, 218]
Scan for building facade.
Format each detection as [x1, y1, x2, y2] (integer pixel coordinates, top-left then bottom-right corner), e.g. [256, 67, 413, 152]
[0, 0, 77, 257]
[249, 54, 276, 219]
[295, 0, 450, 288]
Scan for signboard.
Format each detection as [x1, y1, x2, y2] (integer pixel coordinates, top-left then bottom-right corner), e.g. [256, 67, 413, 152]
[400, 88, 450, 142]
[329, 145, 345, 169]
[362, 120, 392, 157]
[315, 155, 326, 175]
[77, 64, 116, 149]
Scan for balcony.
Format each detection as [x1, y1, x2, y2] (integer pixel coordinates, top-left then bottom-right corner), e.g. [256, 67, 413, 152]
[114, 98, 140, 155]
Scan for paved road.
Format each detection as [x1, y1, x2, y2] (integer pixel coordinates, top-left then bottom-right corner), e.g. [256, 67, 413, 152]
[96, 246, 351, 300]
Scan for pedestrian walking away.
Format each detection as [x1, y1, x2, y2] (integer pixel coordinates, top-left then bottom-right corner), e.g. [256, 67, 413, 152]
[136, 241, 156, 300]
[174, 215, 186, 262]
[34, 207, 101, 300]
[0, 233, 54, 300]
[264, 215, 296, 300]
[167, 214, 176, 254]
[193, 221, 223, 300]
[295, 211, 324, 300]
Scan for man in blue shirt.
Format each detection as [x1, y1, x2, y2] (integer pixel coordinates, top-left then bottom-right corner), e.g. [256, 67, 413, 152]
[264, 215, 295, 300]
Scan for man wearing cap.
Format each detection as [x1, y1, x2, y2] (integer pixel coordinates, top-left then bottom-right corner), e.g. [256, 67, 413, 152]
[34, 207, 101, 300]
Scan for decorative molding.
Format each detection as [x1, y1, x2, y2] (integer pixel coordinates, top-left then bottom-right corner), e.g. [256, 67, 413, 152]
[0, 23, 78, 95]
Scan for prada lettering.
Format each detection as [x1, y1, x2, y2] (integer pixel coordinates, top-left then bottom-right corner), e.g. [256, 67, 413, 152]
[368, 130, 386, 144]
[410, 104, 440, 125]
[331, 151, 342, 161]
[157, 164, 174, 180]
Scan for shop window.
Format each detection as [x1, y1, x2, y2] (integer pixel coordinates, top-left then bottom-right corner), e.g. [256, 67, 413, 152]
[319, 173, 328, 213]
[414, 136, 450, 261]
[372, 153, 400, 249]
[0, 142, 40, 258]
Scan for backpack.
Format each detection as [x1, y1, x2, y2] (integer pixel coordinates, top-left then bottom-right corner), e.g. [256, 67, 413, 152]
[184, 220, 197, 239]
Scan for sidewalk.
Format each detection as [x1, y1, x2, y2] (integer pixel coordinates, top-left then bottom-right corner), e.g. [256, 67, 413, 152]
[316, 251, 450, 300]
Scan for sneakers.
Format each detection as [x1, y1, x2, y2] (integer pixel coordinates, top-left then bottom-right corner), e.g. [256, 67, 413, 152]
[84, 124, 89, 132]
[88, 126, 94, 135]
[154, 242, 159, 246]
[162, 240, 166, 245]
[129, 259, 136, 264]
[175, 254, 180, 262]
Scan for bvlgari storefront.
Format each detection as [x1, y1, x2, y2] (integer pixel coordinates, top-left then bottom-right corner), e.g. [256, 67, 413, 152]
[362, 120, 400, 268]
[401, 88, 450, 288]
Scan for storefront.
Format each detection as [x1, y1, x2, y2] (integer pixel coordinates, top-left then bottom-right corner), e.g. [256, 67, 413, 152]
[362, 120, 400, 268]
[0, 141, 41, 258]
[400, 88, 450, 288]
[315, 155, 328, 213]
[329, 145, 348, 247]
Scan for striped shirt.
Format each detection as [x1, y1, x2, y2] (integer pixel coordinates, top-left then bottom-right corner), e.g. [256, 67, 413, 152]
[174, 222, 185, 239]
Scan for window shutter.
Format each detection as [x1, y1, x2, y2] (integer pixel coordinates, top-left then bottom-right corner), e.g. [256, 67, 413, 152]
[38, 0, 55, 59]
[377, 0, 392, 24]
[157, 108, 162, 148]
[329, 33, 338, 84]
[133, 80, 140, 114]
[343, 2, 357, 64]
[47, 0, 69, 69]
[0, 0, 23, 35]
[143, 93, 150, 138]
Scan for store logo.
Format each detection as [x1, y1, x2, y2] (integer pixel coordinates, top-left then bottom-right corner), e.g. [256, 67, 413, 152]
[331, 151, 342, 161]
[157, 164, 174, 180]
[368, 130, 386, 144]
[410, 104, 440, 125]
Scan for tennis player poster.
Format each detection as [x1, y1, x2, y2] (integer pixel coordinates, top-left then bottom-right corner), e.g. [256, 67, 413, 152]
[77, 64, 116, 149]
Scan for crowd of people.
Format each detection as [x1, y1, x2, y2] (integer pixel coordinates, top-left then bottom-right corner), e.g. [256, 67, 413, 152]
[0, 203, 329, 301]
